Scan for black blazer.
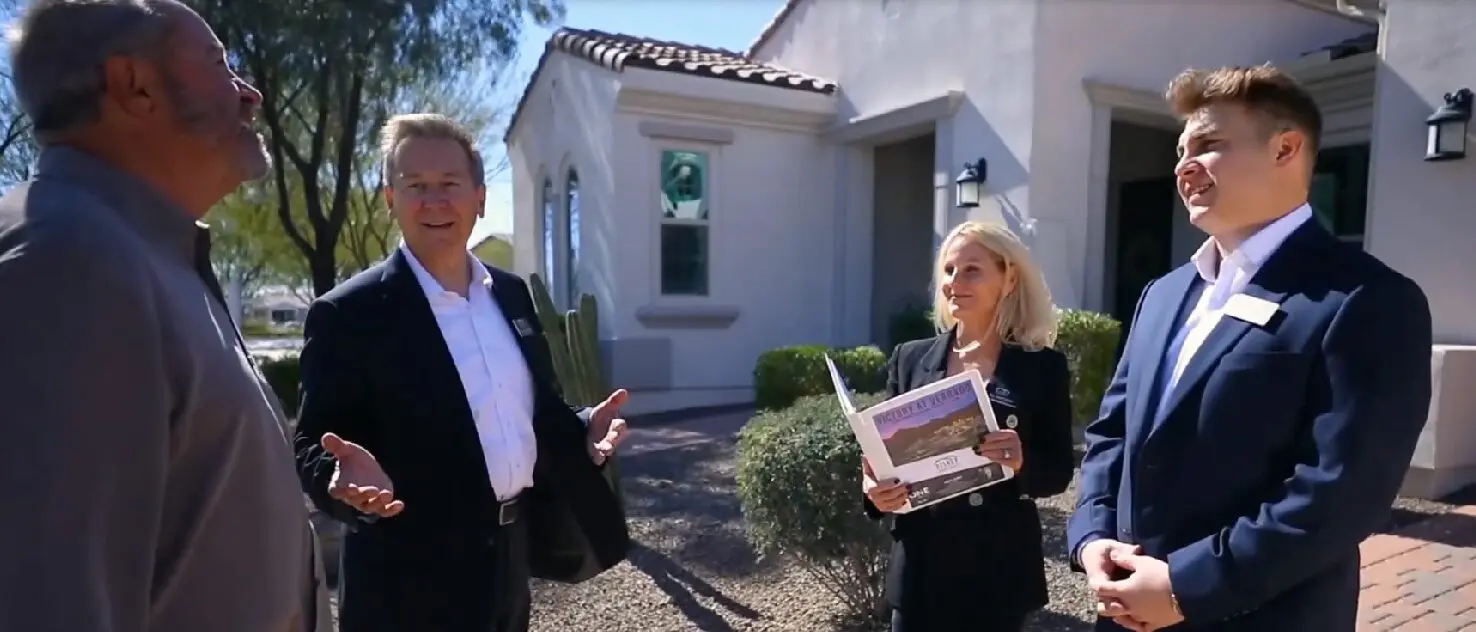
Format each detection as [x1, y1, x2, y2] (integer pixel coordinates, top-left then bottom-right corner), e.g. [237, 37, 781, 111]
[866, 330, 1076, 624]
[292, 250, 628, 632]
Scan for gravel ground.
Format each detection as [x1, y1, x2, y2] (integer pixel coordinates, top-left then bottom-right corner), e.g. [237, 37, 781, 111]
[524, 412, 1100, 632]
[329, 409, 1476, 631]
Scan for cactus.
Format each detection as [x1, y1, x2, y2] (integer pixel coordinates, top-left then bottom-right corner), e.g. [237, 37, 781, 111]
[527, 273, 607, 406]
[527, 273, 624, 509]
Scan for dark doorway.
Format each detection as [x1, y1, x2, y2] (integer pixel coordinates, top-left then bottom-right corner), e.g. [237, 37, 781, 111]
[1113, 177, 1177, 334]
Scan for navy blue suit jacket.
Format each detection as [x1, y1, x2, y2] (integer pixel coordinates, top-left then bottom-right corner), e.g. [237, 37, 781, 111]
[1066, 220, 1433, 630]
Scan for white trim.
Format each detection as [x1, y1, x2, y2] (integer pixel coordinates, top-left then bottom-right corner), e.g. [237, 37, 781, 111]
[823, 91, 966, 145]
[638, 120, 736, 145]
[616, 67, 835, 135]
[1283, 0, 1379, 24]
[650, 140, 721, 302]
[1084, 105, 1114, 313]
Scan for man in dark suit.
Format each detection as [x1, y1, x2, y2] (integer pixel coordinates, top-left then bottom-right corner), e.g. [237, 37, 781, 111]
[1066, 65, 1433, 631]
[293, 113, 631, 632]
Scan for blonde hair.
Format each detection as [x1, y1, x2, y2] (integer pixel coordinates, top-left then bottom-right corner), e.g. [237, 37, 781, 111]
[931, 221, 1058, 351]
[378, 113, 485, 187]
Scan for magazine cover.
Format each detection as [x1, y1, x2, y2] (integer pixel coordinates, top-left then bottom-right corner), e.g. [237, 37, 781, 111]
[826, 355, 1013, 513]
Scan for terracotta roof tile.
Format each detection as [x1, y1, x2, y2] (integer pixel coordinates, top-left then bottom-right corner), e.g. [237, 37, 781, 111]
[550, 27, 835, 95]
[504, 26, 835, 143]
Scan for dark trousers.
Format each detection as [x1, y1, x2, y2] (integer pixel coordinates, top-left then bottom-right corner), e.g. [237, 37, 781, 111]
[488, 513, 532, 632]
[891, 607, 1027, 632]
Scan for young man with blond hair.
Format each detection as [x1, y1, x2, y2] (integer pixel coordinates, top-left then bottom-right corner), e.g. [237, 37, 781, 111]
[1068, 65, 1433, 631]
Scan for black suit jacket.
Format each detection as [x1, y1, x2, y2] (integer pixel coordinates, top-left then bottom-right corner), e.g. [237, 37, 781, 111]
[292, 250, 628, 632]
[1067, 220, 1432, 631]
[866, 331, 1076, 624]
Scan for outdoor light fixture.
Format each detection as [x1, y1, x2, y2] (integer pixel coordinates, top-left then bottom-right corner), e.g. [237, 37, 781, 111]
[1425, 88, 1472, 162]
[955, 158, 987, 208]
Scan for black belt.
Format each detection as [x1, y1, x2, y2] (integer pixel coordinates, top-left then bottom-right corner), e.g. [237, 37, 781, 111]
[494, 495, 521, 526]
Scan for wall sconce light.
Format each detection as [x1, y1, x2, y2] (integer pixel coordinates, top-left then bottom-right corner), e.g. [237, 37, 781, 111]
[954, 158, 987, 208]
[1425, 88, 1472, 162]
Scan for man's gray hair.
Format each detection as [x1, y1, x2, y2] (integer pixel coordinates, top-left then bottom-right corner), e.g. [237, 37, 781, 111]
[378, 113, 486, 188]
[7, 0, 184, 138]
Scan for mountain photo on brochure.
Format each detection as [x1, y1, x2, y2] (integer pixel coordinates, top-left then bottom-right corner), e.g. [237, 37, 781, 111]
[825, 355, 1013, 513]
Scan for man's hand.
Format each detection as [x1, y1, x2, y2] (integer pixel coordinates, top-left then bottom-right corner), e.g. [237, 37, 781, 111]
[1093, 551, 1184, 631]
[862, 456, 909, 513]
[1080, 539, 1149, 628]
[587, 389, 631, 465]
[323, 432, 404, 518]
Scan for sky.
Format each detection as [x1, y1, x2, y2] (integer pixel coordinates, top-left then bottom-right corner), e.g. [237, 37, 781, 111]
[468, 0, 787, 245]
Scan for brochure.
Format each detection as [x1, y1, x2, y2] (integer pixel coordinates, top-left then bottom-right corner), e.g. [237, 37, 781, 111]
[826, 355, 1014, 513]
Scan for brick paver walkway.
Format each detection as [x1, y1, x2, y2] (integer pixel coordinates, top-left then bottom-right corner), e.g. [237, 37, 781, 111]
[1359, 505, 1476, 630]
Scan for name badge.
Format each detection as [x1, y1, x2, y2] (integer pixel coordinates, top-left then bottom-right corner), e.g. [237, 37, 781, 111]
[513, 318, 535, 337]
[1224, 293, 1279, 326]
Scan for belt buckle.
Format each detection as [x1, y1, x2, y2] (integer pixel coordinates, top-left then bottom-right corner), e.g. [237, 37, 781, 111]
[498, 498, 517, 526]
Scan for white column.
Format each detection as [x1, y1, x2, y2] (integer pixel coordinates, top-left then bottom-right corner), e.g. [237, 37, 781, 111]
[932, 116, 956, 252]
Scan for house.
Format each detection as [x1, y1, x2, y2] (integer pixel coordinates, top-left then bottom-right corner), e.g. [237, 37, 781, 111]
[504, 0, 1476, 498]
[244, 286, 309, 328]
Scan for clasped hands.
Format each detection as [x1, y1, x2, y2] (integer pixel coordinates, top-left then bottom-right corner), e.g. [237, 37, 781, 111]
[863, 430, 1024, 513]
[322, 389, 633, 517]
[1080, 539, 1185, 631]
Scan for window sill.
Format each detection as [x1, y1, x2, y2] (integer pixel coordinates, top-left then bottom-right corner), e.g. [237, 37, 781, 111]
[636, 304, 740, 329]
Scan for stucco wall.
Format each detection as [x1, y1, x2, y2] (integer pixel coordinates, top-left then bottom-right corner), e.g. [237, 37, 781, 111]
[1367, 1, 1476, 345]
[508, 55, 621, 335]
[511, 53, 840, 412]
[1369, 0, 1476, 497]
[1035, 0, 1370, 310]
[606, 107, 835, 399]
[757, 0, 1369, 320]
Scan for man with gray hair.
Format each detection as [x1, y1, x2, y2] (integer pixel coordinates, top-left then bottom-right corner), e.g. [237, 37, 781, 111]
[0, 1, 331, 630]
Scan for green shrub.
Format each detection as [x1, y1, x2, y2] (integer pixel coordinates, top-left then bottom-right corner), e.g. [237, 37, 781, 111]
[1052, 309, 1122, 442]
[886, 303, 936, 351]
[255, 354, 302, 419]
[736, 391, 891, 626]
[753, 345, 887, 411]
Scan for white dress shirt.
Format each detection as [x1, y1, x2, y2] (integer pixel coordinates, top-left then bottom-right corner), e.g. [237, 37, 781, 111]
[1159, 204, 1313, 402]
[401, 244, 537, 501]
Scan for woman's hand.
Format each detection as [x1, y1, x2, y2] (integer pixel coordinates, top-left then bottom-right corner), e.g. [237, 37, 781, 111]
[977, 429, 1024, 472]
[862, 456, 910, 513]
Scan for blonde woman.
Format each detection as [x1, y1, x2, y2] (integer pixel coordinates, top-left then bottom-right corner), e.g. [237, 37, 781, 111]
[862, 221, 1076, 632]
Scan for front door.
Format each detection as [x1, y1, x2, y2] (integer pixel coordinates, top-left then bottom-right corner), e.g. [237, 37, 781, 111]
[1113, 177, 1177, 344]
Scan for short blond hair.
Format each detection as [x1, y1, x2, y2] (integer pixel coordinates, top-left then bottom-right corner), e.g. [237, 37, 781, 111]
[931, 221, 1058, 351]
[1164, 64, 1324, 155]
[378, 113, 485, 187]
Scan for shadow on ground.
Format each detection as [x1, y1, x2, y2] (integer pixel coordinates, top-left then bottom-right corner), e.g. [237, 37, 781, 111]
[624, 540, 765, 632]
[618, 439, 782, 578]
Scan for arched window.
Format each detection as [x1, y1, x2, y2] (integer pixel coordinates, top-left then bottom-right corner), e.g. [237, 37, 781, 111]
[565, 168, 580, 305]
[541, 178, 556, 285]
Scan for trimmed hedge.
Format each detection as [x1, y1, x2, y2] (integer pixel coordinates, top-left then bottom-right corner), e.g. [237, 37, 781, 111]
[255, 354, 302, 419]
[753, 345, 887, 411]
[1052, 309, 1122, 440]
[736, 391, 892, 625]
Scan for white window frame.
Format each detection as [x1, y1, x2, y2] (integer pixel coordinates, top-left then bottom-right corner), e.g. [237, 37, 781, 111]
[652, 141, 718, 299]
